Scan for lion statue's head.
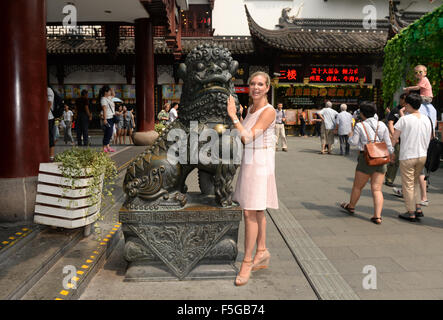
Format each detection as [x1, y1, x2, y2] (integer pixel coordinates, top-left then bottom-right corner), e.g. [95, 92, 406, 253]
[177, 43, 240, 124]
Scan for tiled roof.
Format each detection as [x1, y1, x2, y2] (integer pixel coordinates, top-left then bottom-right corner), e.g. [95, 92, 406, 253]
[245, 5, 388, 54]
[47, 36, 255, 55]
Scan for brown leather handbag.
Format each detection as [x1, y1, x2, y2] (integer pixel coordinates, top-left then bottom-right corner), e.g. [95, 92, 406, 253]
[361, 121, 390, 166]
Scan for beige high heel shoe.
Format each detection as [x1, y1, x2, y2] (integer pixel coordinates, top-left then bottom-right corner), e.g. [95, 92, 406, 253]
[235, 260, 253, 286]
[252, 248, 271, 271]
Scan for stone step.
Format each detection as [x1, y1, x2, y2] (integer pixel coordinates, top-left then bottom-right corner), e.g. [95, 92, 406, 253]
[20, 174, 126, 300]
[22, 221, 122, 300]
[0, 153, 130, 300]
[0, 226, 84, 300]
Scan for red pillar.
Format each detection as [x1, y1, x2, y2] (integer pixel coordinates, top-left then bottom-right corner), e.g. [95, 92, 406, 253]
[0, 0, 48, 178]
[134, 18, 155, 132]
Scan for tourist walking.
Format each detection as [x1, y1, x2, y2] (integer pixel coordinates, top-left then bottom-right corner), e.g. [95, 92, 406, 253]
[392, 93, 432, 222]
[417, 101, 438, 206]
[62, 105, 75, 145]
[317, 101, 338, 154]
[158, 103, 170, 125]
[100, 86, 117, 153]
[227, 71, 278, 286]
[275, 103, 287, 151]
[122, 106, 135, 145]
[335, 104, 353, 155]
[311, 112, 322, 137]
[169, 102, 179, 123]
[75, 89, 92, 146]
[47, 87, 55, 162]
[299, 108, 307, 137]
[114, 105, 124, 145]
[340, 101, 394, 225]
[385, 93, 406, 186]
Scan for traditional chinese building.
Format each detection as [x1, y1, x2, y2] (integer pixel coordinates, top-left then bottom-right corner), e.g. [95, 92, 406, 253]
[0, 0, 187, 222]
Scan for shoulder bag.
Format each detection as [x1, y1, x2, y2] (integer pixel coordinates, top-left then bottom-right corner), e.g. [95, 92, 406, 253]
[425, 116, 442, 173]
[361, 121, 390, 166]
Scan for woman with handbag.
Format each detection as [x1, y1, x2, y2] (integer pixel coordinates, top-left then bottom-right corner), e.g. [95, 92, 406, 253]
[340, 101, 394, 224]
[392, 93, 432, 222]
[100, 86, 118, 153]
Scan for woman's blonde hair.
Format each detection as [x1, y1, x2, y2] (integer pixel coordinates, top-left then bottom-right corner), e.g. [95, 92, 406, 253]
[248, 71, 271, 87]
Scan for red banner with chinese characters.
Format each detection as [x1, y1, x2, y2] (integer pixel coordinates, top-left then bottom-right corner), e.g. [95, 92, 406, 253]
[278, 66, 371, 84]
[235, 86, 249, 94]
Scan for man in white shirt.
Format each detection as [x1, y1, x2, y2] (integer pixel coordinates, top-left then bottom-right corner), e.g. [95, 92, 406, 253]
[275, 103, 287, 151]
[48, 87, 55, 161]
[317, 101, 338, 154]
[169, 102, 179, 123]
[335, 104, 353, 155]
[393, 93, 432, 221]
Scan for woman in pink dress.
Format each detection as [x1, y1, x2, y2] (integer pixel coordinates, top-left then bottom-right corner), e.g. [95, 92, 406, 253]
[227, 71, 278, 286]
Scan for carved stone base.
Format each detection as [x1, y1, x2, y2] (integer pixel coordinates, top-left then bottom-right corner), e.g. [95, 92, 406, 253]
[119, 193, 242, 281]
[124, 261, 238, 282]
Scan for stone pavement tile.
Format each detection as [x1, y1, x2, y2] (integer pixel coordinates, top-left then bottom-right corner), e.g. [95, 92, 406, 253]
[320, 246, 359, 260]
[80, 208, 318, 300]
[310, 235, 378, 247]
[392, 255, 443, 272]
[79, 239, 317, 300]
[303, 226, 335, 237]
[428, 289, 443, 299]
[325, 224, 393, 236]
[355, 288, 439, 300]
[330, 257, 407, 275]
[379, 271, 443, 291]
[340, 272, 393, 292]
[348, 244, 417, 259]
[369, 234, 424, 245]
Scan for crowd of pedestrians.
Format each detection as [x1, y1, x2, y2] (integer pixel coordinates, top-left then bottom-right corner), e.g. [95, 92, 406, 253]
[45, 85, 138, 157]
[338, 64, 437, 224]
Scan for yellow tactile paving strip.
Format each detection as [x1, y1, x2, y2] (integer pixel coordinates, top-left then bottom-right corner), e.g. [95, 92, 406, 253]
[0, 227, 32, 252]
[55, 222, 122, 300]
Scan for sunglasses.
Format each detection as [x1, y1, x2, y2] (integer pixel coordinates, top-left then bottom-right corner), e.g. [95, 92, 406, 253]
[415, 71, 424, 74]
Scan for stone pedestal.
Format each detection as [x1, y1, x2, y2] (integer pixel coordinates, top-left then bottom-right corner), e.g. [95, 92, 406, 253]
[119, 193, 242, 281]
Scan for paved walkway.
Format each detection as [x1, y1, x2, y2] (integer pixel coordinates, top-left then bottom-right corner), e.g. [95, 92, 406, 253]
[79, 136, 443, 300]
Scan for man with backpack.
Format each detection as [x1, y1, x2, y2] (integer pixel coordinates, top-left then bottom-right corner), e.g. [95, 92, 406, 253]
[418, 101, 439, 206]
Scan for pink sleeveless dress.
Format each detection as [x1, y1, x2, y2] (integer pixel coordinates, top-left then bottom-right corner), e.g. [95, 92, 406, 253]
[233, 104, 279, 210]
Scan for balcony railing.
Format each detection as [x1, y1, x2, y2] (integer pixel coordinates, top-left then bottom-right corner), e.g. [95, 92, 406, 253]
[47, 25, 213, 38]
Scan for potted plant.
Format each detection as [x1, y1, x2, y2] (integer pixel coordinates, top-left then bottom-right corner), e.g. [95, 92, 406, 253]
[34, 148, 117, 236]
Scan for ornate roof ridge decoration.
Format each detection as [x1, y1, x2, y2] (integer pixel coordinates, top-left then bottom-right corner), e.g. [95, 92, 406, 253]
[277, 18, 391, 30]
[47, 36, 255, 55]
[245, 5, 388, 54]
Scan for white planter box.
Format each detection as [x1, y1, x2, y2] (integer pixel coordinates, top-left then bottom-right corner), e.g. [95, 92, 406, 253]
[34, 162, 104, 229]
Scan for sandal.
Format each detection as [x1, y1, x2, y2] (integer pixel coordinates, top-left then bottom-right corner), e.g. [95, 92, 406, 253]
[392, 187, 403, 198]
[252, 249, 271, 272]
[339, 202, 355, 215]
[370, 217, 382, 225]
[235, 259, 253, 287]
[398, 212, 417, 222]
[415, 209, 424, 218]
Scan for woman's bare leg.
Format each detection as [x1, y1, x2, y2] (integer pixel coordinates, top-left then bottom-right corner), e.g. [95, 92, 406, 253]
[349, 170, 371, 208]
[237, 210, 258, 278]
[370, 172, 385, 218]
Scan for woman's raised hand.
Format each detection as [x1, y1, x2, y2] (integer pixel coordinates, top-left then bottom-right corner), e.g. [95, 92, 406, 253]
[227, 95, 237, 119]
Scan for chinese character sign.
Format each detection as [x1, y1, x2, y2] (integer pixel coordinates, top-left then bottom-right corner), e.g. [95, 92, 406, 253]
[309, 66, 370, 83]
[279, 66, 371, 83]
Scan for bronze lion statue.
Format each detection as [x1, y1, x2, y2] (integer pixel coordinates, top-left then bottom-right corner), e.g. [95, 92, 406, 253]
[122, 43, 242, 210]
